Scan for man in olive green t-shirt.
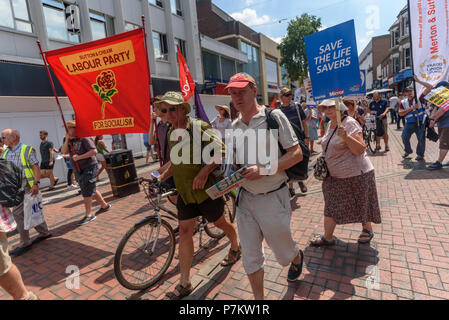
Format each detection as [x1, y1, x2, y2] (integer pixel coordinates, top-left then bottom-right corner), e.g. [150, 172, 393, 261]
[156, 92, 240, 300]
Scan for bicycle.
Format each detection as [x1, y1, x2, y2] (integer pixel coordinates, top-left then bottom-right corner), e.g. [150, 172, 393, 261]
[364, 114, 379, 154]
[113, 177, 236, 290]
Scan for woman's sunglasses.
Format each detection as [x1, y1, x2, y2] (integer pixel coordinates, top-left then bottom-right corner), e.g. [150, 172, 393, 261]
[160, 106, 177, 113]
[282, 94, 292, 97]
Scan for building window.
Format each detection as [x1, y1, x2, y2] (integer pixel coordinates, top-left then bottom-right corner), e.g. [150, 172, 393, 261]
[171, 0, 182, 16]
[90, 12, 107, 40]
[43, 0, 79, 42]
[221, 57, 236, 83]
[175, 38, 186, 58]
[394, 57, 399, 73]
[394, 29, 399, 46]
[153, 31, 168, 61]
[125, 22, 140, 31]
[0, 0, 32, 33]
[149, 0, 163, 8]
[404, 17, 409, 36]
[405, 48, 411, 68]
[241, 41, 260, 88]
[202, 51, 221, 82]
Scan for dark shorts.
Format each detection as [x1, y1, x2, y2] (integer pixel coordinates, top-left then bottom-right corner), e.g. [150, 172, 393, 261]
[75, 165, 98, 198]
[176, 196, 224, 223]
[40, 162, 54, 170]
[144, 142, 152, 151]
[439, 127, 449, 150]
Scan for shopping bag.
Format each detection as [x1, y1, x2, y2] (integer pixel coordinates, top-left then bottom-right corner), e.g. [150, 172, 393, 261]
[0, 204, 16, 233]
[23, 192, 45, 230]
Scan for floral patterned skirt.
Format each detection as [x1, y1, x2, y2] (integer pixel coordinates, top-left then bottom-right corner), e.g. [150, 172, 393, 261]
[322, 170, 381, 225]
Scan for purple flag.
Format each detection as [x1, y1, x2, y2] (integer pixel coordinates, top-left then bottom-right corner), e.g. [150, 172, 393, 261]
[194, 87, 210, 124]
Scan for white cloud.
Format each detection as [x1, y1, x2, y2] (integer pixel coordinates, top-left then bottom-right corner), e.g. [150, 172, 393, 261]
[366, 30, 375, 37]
[230, 8, 271, 27]
[245, 0, 255, 5]
[269, 36, 284, 44]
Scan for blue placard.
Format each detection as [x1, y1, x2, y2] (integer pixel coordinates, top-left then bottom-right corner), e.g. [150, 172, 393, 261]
[305, 20, 361, 101]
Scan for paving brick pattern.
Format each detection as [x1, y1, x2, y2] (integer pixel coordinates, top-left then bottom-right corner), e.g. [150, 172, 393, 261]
[1, 122, 449, 300]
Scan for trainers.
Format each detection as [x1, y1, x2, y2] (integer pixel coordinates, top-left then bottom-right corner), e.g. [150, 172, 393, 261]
[428, 162, 443, 170]
[67, 184, 77, 190]
[402, 152, 411, 158]
[77, 215, 96, 226]
[24, 291, 39, 300]
[289, 188, 295, 198]
[287, 250, 304, 282]
[96, 204, 111, 215]
[415, 156, 425, 161]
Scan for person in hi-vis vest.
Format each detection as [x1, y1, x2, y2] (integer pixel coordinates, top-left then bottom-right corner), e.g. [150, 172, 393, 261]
[398, 87, 427, 161]
[1, 129, 52, 257]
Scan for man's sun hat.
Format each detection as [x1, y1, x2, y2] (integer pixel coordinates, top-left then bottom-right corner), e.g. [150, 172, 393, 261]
[225, 73, 257, 90]
[154, 91, 191, 114]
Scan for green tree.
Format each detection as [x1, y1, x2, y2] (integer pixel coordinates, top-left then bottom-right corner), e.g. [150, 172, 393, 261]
[278, 14, 322, 85]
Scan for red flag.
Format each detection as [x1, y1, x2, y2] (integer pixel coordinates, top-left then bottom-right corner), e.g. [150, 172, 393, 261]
[177, 45, 196, 102]
[270, 96, 278, 109]
[45, 29, 150, 138]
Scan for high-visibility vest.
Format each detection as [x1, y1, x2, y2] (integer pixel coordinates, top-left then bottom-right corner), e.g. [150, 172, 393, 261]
[2, 144, 36, 188]
[401, 98, 425, 124]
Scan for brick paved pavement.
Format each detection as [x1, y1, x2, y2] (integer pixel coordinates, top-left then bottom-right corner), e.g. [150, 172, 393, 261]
[1, 123, 449, 300]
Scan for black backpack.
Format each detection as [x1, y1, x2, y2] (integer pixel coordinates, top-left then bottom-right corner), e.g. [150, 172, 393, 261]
[265, 108, 310, 181]
[0, 159, 24, 207]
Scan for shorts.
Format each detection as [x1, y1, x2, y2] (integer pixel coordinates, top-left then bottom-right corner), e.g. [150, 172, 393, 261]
[0, 232, 12, 277]
[144, 142, 152, 152]
[176, 196, 224, 223]
[40, 162, 54, 170]
[96, 153, 105, 162]
[75, 165, 98, 198]
[439, 127, 449, 150]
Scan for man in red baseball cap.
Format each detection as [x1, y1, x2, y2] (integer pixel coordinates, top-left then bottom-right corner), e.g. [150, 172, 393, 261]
[227, 73, 305, 299]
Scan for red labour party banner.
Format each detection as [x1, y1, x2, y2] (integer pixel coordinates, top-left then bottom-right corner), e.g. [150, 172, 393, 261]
[177, 45, 195, 102]
[45, 29, 151, 137]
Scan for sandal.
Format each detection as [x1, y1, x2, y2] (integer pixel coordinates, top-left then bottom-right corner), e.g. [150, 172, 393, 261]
[358, 229, 374, 244]
[221, 244, 242, 267]
[310, 235, 335, 247]
[165, 283, 193, 300]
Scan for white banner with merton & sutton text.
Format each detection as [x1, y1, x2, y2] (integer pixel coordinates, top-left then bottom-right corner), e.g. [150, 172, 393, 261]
[409, 0, 449, 95]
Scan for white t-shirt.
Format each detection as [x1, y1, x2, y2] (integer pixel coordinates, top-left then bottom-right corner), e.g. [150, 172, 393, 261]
[389, 96, 400, 111]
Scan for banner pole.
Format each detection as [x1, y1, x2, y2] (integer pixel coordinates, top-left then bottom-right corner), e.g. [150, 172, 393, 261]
[141, 15, 162, 167]
[37, 40, 80, 172]
[407, 0, 422, 127]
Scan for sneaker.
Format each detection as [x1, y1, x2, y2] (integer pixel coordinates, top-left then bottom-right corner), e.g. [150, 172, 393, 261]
[289, 188, 295, 198]
[96, 204, 111, 215]
[287, 250, 304, 282]
[67, 184, 77, 190]
[77, 215, 96, 226]
[428, 162, 443, 170]
[402, 152, 411, 158]
[415, 156, 425, 162]
[24, 291, 39, 300]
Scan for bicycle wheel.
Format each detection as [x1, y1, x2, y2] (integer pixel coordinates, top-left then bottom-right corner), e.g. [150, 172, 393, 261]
[114, 217, 176, 290]
[203, 194, 236, 240]
[367, 130, 377, 154]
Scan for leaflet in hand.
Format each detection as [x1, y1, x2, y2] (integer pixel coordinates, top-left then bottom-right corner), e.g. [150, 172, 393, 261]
[206, 166, 247, 200]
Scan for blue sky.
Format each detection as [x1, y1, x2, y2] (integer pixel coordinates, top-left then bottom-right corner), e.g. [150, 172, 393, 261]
[212, 0, 408, 54]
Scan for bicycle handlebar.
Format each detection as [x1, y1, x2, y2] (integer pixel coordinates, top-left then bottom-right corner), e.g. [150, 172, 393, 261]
[138, 177, 174, 192]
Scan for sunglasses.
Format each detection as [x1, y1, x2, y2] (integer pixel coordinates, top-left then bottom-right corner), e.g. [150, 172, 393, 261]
[282, 94, 292, 97]
[160, 106, 177, 114]
[343, 101, 354, 106]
